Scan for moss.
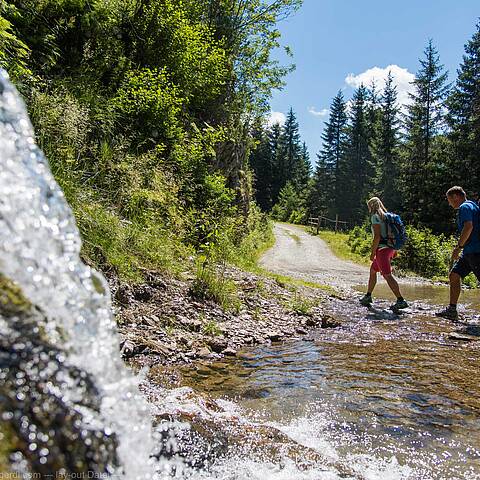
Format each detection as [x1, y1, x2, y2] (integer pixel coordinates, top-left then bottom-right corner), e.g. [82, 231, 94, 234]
[0, 274, 32, 317]
[0, 419, 20, 474]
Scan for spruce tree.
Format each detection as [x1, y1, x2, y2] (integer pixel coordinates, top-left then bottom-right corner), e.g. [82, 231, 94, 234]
[310, 91, 347, 217]
[292, 142, 311, 193]
[340, 85, 373, 222]
[447, 21, 480, 192]
[376, 72, 401, 211]
[269, 122, 284, 204]
[403, 40, 449, 224]
[278, 108, 302, 189]
[250, 124, 275, 211]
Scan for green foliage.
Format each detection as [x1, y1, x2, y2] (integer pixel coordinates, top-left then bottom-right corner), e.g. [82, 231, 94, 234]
[113, 68, 183, 147]
[0, 10, 31, 79]
[289, 292, 314, 314]
[201, 320, 223, 336]
[347, 224, 457, 279]
[271, 182, 306, 224]
[2, 0, 301, 282]
[190, 260, 240, 312]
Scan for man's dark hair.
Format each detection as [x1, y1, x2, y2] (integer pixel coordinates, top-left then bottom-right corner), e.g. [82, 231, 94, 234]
[446, 186, 466, 197]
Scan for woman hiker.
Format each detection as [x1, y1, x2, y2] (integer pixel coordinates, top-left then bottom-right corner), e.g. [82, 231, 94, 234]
[359, 197, 408, 310]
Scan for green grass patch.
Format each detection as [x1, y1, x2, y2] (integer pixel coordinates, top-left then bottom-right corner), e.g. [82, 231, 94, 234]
[316, 230, 370, 266]
[288, 292, 315, 314]
[263, 271, 337, 295]
[190, 262, 241, 313]
[201, 319, 223, 336]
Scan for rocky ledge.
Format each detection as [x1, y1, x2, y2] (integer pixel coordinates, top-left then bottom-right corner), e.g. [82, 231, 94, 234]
[112, 265, 342, 367]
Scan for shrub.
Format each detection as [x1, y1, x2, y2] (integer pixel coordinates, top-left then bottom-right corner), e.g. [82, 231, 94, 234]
[347, 222, 458, 280]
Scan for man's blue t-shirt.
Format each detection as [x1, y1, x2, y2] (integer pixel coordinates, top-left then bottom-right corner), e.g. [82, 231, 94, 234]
[457, 200, 480, 254]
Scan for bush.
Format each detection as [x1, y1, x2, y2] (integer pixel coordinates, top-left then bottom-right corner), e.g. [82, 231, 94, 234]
[348, 223, 457, 279]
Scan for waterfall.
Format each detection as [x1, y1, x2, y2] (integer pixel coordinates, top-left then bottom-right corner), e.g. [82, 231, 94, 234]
[0, 69, 158, 478]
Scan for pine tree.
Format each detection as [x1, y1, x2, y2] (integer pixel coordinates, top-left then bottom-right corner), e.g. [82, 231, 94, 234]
[292, 142, 312, 193]
[278, 108, 302, 189]
[339, 85, 373, 222]
[403, 40, 449, 224]
[310, 91, 347, 217]
[308, 155, 332, 217]
[376, 72, 401, 210]
[447, 21, 480, 192]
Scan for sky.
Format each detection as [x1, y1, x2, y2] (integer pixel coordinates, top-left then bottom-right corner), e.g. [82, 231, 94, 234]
[268, 0, 479, 166]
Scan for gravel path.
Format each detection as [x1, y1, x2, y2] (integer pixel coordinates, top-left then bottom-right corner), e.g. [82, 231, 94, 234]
[260, 223, 371, 289]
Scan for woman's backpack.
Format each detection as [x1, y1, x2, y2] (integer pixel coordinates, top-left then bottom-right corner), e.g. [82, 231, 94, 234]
[383, 213, 408, 250]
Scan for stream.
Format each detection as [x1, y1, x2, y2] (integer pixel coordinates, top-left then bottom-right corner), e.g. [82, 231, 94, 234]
[178, 288, 480, 479]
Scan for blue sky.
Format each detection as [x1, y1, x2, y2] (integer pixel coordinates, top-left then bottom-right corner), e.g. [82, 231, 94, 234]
[269, 0, 479, 166]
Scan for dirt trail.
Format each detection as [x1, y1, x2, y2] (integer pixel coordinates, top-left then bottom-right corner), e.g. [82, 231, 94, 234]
[260, 223, 370, 289]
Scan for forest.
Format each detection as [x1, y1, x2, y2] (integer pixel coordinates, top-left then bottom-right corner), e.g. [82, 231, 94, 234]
[252, 28, 480, 235]
[0, 0, 301, 280]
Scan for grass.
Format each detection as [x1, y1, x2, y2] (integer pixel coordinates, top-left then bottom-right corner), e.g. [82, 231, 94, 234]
[314, 229, 370, 266]
[288, 292, 315, 315]
[190, 262, 241, 313]
[201, 320, 223, 336]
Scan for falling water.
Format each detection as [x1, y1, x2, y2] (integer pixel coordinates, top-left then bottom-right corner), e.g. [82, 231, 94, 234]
[0, 69, 158, 477]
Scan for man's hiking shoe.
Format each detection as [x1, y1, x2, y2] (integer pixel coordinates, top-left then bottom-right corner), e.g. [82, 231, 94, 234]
[359, 294, 373, 307]
[435, 306, 459, 321]
[390, 299, 409, 311]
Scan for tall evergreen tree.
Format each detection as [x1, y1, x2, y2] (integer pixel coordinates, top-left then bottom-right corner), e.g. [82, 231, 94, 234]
[292, 142, 312, 192]
[310, 91, 348, 216]
[339, 84, 373, 222]
[278, 108, 302, 188]
[403, 40, 449, 224]
[447, 21, 480, 191]
[376, 72, 401, 210]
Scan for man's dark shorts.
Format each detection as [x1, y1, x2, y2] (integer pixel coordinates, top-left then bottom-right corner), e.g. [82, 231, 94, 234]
[451, 253, 480, 280]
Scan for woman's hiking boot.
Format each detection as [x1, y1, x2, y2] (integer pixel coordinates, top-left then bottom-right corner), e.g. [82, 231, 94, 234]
[390, 298, 409, 311]
[435, 305, 459, 321]
[359, 294, 373, 306]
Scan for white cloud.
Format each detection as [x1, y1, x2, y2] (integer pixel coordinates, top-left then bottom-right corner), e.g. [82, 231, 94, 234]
[345, 64, 415, 107]
[308, 107, 329, 118]
[266, 111, 286, 127]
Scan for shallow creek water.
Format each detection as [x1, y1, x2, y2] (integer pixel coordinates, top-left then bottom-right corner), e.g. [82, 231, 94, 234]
[179, 284, 480, 479]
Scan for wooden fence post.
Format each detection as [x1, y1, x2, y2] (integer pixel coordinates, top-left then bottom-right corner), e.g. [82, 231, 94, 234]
[316, 217, 320, 234]
[335, 214, 338, 233]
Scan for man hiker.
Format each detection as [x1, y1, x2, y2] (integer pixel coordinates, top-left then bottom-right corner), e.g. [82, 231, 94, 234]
[436, 186, 480, 321]
[359, 197, 408, 311]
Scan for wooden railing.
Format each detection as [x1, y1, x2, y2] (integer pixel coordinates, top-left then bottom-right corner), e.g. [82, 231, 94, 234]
[308, 215, 349, 234]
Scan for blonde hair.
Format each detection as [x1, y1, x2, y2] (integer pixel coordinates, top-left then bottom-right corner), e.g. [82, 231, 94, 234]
[367, 197, 387, 220]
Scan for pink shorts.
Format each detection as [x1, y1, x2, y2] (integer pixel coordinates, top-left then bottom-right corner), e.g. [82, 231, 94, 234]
[371, 248, 396, 275]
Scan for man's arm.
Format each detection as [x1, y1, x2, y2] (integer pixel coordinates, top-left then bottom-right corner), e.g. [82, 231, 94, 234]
[452, 220, 473, 260]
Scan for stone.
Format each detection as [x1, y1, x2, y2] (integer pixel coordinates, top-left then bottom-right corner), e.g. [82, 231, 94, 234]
[321, 314, 341, 328]
[266, 331, 282, 341]
[115, 284, 134, 306]
[207, 337, 228, 353]
[197, 347, 212, 358]
[222, 347, 237, 356]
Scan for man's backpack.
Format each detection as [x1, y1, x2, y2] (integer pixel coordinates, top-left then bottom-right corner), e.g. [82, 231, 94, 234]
[383, 212, 408, 250]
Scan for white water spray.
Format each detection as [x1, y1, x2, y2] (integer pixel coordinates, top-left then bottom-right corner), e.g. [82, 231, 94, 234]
[0, 69, 157, 478]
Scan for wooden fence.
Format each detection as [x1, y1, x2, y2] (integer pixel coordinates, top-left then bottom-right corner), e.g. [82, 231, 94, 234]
[308, 215, 350, 234]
